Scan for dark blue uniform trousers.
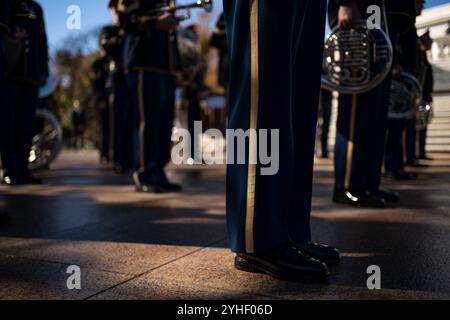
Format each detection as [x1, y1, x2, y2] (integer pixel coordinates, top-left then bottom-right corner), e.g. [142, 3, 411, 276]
[1, 82, 39, 179]
[320, 90, 333, 158]
[405, 117, 417, 165]
[111, 82, 136, 171]
[385, 118, 406, 173]
[334, 78, 391, 192]
[224, 0, 327, 254]
[127, 70, 175, 182]
[99, 103, 110, 161]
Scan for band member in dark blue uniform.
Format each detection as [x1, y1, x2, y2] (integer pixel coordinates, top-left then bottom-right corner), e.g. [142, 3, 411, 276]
[119, 0, 182, 193]
[1, 0, 48, 185]
[91, 52, 111, 163]
[332, 0, 416, 208]
[225, 0, 341, 282]
[210, 13, 228, 90]
[180, 24, 204, 161]
[405, 1, 427, 168]
[0, 0, 21, 222]
[385, 1, 424, 179]
[418, 30, 434, 160]
[101, 0, 135, 172]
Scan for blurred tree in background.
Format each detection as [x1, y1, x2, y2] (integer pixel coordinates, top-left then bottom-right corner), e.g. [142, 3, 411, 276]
[49, 29, 101, 149]
[49, 13, 222, 150]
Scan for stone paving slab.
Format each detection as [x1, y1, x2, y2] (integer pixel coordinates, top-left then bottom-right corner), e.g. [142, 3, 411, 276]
[1, 151, 450, 299]
[0, 255, 131, 300]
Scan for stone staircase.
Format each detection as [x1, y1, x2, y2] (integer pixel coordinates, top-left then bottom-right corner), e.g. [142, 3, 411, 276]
[427, 93, 450, 152]
[324, 92, 450, 154]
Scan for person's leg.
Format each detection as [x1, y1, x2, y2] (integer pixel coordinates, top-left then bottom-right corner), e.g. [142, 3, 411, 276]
[405, 118, 417, 165]
[133, 71, 175, 191]
[187, 87, 202, 160]
[225, 0, 334, 281]
[419, 128, 427, 159]
[385, 119, 410, 176]
[15, 84, 39, 180]
[155, 74, 177, 187]
[1, 83, 19, 181]
[0, 83, 10, 224]
[321, 90, 332, 158]
[333, 80, 389, 208]
[385, 119, 399, 173]
[126, 72, 140, 172]
[112, 85, 127, 170]
[225, 0, 328, 252]
[101, 104, 110, 162]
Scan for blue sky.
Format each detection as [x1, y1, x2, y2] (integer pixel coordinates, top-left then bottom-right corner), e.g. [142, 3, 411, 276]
[38, 0, 449, 50]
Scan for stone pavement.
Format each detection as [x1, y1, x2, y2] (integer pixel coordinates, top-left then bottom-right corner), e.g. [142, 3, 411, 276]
[1, 151, 450, 300]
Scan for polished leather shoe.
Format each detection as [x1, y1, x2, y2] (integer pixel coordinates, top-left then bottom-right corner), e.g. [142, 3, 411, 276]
[385, 170, 418, 180]
[406, 161, 428, 168]
[23, 175, 43, 185]
[2, 176, 26, 185]
[371, 188, 400, 203]
[235, 245, 329, 283]
[333, 189, 386, 208]
[3, 175, 42, 185]
[158, 180, 183, 192]
[295, 242, 340, 266]
[133, 172, 165, 193]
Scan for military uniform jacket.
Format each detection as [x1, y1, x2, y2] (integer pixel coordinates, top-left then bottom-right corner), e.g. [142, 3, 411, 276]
[119, 0, 179, 74]
[100, 25, 127, 88]
[0, 0, 20, 80]
[91, 56, 110, 105]
[11, 0, 48, 86]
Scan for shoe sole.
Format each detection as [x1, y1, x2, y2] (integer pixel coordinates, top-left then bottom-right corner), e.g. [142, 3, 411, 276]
[234, 256, 329, 284]
[135, 185, 167, 194]
[333, 197, 386, 209]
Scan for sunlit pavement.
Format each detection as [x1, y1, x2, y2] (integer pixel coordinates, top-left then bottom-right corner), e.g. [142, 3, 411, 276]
[1, 150, 450, 300]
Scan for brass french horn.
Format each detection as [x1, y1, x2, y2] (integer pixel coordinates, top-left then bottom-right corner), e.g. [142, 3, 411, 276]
[321, 1, 393, 94]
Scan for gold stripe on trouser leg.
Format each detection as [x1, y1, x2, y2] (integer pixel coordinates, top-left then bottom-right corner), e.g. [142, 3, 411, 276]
[138, 70, 146, 170]
[344, 94, 358, 190]
[245, 0, 259, 254]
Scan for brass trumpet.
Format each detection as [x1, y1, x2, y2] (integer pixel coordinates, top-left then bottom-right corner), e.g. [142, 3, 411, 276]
[133, 0, 213, 23]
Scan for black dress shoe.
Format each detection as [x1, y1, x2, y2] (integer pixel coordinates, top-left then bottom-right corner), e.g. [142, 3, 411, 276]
[385, 170, 417, 180]
[235, 244, 329, 283]
[23, 175, 43, 185]
[295, 242, 340, 266]
[3, 175, 42, 185]
[155, 170, 183, 192]
[158, 180, 183, 192]
[406, 161, 428, 168]
[2, 176, 25, 185]
[333, 189, 386, 208]
[419, 156, 433, 161]
[371, 188, 400, 203]
[133, 172, 166, 194]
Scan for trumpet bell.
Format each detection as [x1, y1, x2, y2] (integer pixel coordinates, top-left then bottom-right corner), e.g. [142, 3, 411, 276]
[321, 24, 393, 95]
